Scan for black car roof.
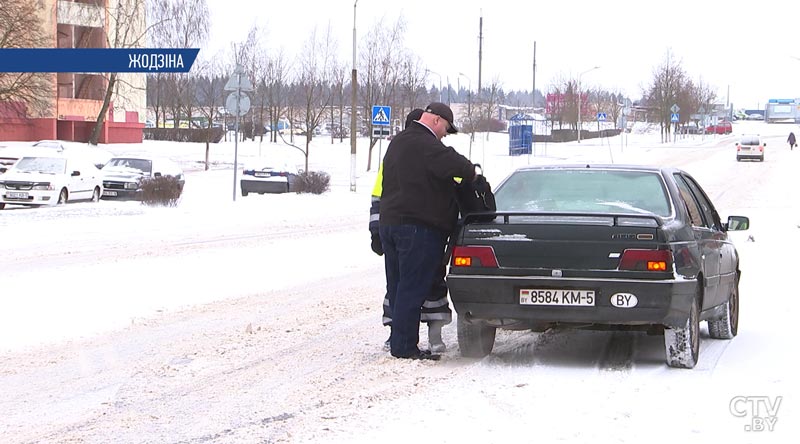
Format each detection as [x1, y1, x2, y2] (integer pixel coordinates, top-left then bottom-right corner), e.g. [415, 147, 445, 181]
[512, 164, 680, 175]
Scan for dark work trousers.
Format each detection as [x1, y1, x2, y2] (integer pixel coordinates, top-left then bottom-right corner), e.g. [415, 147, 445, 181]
[382, 262, 452, 326]
[380, 223, 448, 358]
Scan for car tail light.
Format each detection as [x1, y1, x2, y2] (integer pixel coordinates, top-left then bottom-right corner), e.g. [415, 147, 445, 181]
[452, 245, 499, 268]
[618, 249, 671, 271]
[759, 146, 764, 152]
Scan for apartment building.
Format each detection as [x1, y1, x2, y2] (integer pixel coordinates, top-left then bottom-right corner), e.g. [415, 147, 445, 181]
[1, 0, 146, 143]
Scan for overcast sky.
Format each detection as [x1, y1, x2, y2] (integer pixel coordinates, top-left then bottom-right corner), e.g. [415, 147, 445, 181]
[207, 0, 798, 109]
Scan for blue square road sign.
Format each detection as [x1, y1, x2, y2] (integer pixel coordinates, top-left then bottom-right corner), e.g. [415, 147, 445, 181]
[372, 106, 391, 126]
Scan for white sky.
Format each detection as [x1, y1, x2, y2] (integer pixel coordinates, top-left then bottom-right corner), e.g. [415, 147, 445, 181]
[206, 0, 799, 109]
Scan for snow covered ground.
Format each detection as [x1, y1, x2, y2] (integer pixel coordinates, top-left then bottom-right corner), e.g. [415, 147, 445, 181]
[1, 120, 798, 443]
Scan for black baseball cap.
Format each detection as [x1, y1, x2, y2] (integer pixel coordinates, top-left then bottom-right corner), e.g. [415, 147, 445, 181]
[425, 102, 458, 134]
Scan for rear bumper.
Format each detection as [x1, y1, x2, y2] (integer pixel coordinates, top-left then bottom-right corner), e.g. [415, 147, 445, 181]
[446, 274, 698, 329]
[736, 152, 763, 159]
[241, 179, 289, 194]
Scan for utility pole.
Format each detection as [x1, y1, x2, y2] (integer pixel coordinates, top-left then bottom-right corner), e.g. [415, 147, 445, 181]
[477, 13, 483, 96]
[532, 41, 537, 108]
[349, 0, 358, 192]
[532, 41, 537, 155]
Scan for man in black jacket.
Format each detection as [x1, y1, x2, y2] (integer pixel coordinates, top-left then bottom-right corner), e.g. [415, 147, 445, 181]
[370, 108, 452, 353]
[379, 102, 475, 360]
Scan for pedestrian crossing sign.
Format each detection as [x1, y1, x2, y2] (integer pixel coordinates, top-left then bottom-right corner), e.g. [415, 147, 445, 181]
[372, 106, 391, 126]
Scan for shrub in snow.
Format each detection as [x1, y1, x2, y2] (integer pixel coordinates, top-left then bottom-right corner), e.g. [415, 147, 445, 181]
[139, 176, 183, 207]
[294, 171, 330, 195]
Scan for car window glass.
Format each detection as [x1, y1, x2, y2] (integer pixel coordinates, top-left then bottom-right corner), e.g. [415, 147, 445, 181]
[740, 136, 760, 145]
[494, 169, 671, 216]
[15, 157, 67, 174]
[673, 174, 706, 228]
[682, 174, 720, 230]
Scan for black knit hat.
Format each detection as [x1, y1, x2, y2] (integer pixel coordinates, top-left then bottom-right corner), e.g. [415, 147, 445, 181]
[405, 108, 424, 128]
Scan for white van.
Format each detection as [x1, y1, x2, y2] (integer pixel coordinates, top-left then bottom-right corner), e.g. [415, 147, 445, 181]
[0, 150, 103, 209]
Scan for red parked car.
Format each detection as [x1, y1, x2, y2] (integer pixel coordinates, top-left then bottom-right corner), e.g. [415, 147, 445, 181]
[706, 121, 733, 134]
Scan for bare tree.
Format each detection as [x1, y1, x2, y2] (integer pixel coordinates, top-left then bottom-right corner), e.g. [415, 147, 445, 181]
[476, 76, 505, 136]
[644, 50, 687, 142]
[146, 0, 210, 134]
[264, 49, 292, 144]
[359, 16, 407, 171]
[0, 0, 54, 118]
[194, 57, 226, 169]
[296, 24, 338, 172]
[88, 0, 148, 145]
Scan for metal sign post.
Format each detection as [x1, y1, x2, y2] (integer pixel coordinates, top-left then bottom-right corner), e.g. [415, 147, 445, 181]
[224, 65, 253, 201]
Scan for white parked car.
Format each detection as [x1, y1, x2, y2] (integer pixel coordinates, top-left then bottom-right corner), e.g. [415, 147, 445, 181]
[31, 140, 112, 169]
[101, 156, 185, 200]
[0, 152, 103, 209]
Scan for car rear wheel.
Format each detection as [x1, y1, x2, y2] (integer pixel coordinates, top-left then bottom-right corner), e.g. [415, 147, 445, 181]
[57, 188, 68, 205]
[457, 315, 496, 358]
[708, 275, 739, 339]
[664, 297, 700, 369]
[242, 189, 249, 197]
[0, 203, 5, 210]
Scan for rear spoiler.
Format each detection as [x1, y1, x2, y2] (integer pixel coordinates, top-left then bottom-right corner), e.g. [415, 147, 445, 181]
[462, 211, 664, 228]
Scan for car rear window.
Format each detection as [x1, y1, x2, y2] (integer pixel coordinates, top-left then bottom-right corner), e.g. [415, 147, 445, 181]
[739, 136, 760, 145]
[494, 169, 671, 216]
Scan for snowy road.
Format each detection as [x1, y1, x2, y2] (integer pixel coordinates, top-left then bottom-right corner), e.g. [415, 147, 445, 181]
[1, 131, 798, 443]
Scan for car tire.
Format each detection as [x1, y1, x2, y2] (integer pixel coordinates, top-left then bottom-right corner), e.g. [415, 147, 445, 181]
[664, 296, 700, 369]
[92, 187, 101, 202]
[457, 315, 496, 358]
[736, 157, 741, 162]
[57, 188, 68, 205]
[242, 189, 249, 197]
[709, 274, 739, 339]
[0, 203, 4, 210]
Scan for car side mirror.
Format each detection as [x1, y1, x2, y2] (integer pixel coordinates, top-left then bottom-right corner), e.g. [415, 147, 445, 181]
[726, 215, 749, 231]
[0, 167, 6, 173]
[735, 143, 739, 146]
[71, 171, 80, 177]
[763, 143, 767, 146]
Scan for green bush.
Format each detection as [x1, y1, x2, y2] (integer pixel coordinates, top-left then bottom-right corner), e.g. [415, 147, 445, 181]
[139, 175, 184, 207]
[294, 171, 330, 195]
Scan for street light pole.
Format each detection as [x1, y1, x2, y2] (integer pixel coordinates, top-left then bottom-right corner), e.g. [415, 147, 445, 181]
[577, 66, 600, 144]
[349, 0, 358, 192]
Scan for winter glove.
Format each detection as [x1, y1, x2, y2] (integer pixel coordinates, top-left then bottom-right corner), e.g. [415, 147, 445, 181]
[370, 229, 384, 256]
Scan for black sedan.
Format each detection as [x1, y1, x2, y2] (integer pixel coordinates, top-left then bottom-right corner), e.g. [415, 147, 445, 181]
[446, 165, 750, 368]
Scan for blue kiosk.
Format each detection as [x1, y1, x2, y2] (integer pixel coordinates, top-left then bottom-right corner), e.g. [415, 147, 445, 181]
[508, 113, 534, 155]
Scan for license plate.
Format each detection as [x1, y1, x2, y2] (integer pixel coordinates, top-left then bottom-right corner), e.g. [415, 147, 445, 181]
[520, 289, 596, 306]
[254, 172, 271, 177]
[103, 190, 118, 196]
[7, 191, 28, 199]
